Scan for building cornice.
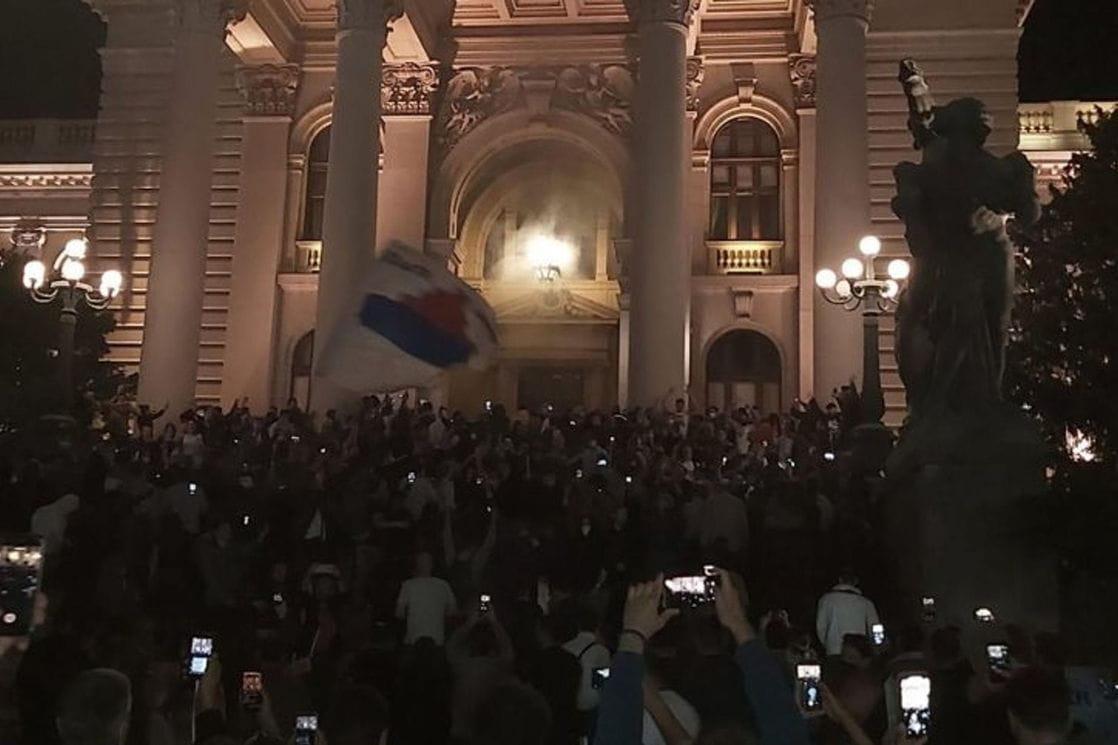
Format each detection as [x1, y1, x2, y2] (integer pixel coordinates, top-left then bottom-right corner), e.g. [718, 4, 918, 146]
[0, 164, 93, 191]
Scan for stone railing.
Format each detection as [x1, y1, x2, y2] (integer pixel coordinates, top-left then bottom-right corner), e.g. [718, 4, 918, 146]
[706, 240, 782, 275]
[0, 119, 96, 163]
[288, 239, 322, 273]
[1018, 101, 1117, 150]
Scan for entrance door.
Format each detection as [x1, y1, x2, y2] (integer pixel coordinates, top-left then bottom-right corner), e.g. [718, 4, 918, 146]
[517, 367, 585, 412]
[706, 329, 781, 413]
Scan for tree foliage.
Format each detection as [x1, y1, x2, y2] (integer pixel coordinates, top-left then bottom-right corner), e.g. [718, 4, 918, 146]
[1007, 109, 1118, 463]
[0, 248, 122, 426]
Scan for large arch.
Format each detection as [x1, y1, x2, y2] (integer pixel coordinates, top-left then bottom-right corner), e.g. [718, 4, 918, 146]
[693, 91, 798, 153]
[428, 108, 631, 242]
[699, 322, 789, 413]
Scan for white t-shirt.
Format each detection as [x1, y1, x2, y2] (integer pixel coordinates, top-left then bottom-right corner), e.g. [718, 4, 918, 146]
[31, 493, 80, 555]
[642, 690, 701, 745]
[396, 576, 457, 644]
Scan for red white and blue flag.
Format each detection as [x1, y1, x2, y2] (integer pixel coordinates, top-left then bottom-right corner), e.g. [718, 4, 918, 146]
[316, 242, 498, 392]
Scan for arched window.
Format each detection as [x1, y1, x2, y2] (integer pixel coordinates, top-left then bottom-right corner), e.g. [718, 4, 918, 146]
[301, 127, 331, 241]
[706, 329, 782, 413]
[709, 119, 781, 241]
[290, 331, 315, 408]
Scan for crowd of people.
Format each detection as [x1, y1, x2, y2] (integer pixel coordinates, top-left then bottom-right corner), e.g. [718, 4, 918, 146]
[0, 389, 1110, 745]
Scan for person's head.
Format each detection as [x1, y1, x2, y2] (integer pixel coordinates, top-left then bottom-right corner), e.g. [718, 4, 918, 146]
[1006, 667, 1071, 744]
[414, 551, 434, 577]
[840, 634, 874, 667]
[324, 683, 389, 745]
[836, 568, 859, 587]
[56, 668, 132, 745]
[469, 678, 551, 745]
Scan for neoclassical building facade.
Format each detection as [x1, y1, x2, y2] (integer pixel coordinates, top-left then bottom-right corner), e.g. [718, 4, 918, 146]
[0, 0, 1112, 422]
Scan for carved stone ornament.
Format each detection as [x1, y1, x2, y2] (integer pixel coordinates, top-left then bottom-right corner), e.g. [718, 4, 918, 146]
[236, 64, 300, 116]
[789, 54, 816, 109]
[685, 57, 704, 112]
[435, 65, 636, 151]
[623, 0, 701, 26]
[336, 0, 404, 32]
[9, 225, 45, 252]
[807, 0, 873, 22]
[381, 63, 439, 116]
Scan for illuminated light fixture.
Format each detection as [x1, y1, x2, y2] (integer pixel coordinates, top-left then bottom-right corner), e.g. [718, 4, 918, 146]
[888, 258, 912, 281]
[815, 268, 838, 290]
[60, 258, 85, 282]
[1066, 428, 1097, 463]
[858, 235, 882, 257]
[22, 260, 46, 290]
[526, 234, 573, 283]
[841, 257, 865, 279]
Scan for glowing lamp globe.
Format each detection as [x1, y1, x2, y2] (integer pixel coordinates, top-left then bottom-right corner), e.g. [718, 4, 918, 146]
[841, 257, 864, 279]
[858, 235, 882, 257]
[62, 237, 88, 260]
[61, 258, 85, 282]
[100, 269, 123, 298]
[22, 260, 45, 290]
[815, 268, 838, 290]
[888, 258, 911, 281]
[882, 279, 900, 299]
[835, 279, 853, 298]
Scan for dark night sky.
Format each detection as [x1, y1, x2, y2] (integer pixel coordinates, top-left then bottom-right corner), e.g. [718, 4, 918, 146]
[0, 0, 1115, 118]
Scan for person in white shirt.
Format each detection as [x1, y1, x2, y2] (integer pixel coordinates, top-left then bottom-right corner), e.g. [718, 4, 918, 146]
[396, 551, 458, 645]
[816, 570, 881, 656]
[30, 492, 80, 557]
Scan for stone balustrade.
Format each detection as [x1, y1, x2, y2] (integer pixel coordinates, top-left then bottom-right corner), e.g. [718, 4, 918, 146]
[707, 240, 782, 275]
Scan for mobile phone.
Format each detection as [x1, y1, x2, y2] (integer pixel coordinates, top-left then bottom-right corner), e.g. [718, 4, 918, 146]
[921, 596, 935, 622]
[664, 565, 720, 609]
[591, 667, 610, 690]
[596, 457, 608, 467]
[796, 664, 824, 715]
[186, 635, 213, 678]
[485, 400, 492, 412]
[479, 593, 491, 614]
[407, 471, 417, 484]
[575, 469, 583, 479]
[823, 452, 836, 462]
[188, 482, 197, 495]
[240, 671, 263, 710]
[0, 538, 43, 635]
[295, 714, 318, 745]
[986, 643, 1011, 677]
[241, 514, 251, 527]
[974, 607, 995, 623]
[899, 673, 931, 737]
[625, 475, 633, 484]
[872, 623, 886, 646]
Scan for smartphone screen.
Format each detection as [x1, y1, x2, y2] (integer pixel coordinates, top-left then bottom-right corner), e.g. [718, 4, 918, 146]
[479, 593, 491, 614]
[186, 636, 213, 678]
[797, 664, 823, 715]
[872, 623, 886, 646]
[0, 539, 43, 636]
[241, 671, 263, 709]
[974, 607, 995, 623]
[295, 714, 318, 745]
[987, 644, 1011, 677]
[591, 667, 610, 690]
[921, 596, 935, 621]
[900, 674, 931, 737]
[664, 566, 720, 609]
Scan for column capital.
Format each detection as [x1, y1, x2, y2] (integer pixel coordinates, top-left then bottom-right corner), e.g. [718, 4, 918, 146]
[336, 0, 404, 32]
[177, 0, 248, 30]
[624, 0, 700, 27]
[381, 62, 439, 116]
[236, 63, 300, 117]
[789, 54, 816, 109]
[808, 0, 873, 23]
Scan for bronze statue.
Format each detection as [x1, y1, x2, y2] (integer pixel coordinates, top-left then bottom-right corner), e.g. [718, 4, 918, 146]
[892, 59, 1040, 420]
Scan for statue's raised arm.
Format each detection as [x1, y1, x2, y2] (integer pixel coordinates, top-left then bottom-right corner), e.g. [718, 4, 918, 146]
[899, 58, 937, 150]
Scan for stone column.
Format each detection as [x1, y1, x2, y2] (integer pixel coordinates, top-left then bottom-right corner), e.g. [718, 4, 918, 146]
[811, 0, 872, 402]
[221, 64, 299, 412]
[625, 0, 697, 407]
[137, 0, 244, 415]
[376, 62, 437, 251]
[311, 0, 401, 411]
[790, 54, 817, 400]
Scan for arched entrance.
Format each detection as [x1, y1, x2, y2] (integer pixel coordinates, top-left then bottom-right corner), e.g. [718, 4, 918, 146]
[290, 331, 314, 408]
[705, 329, 782, 413]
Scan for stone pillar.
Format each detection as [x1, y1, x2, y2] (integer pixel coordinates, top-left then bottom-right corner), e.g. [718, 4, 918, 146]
[625, 0, 696, 407]
[311, 0, 400, 411]
[137, 0, 244, 415]
[811, 0, 872, 402]
[377, 62, 437, 251]
[790, 54, 817, 400]
[221, 64, 299, 412]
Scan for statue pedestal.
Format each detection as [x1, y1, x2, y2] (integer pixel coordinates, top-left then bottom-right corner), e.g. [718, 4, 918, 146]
[884, 408, 1059, 633]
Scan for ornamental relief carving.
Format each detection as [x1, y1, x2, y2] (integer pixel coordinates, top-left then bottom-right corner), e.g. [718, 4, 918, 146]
[435, 64, 636, 152]
[807, 0, 873, 22]
[236, 64, 300, 116]
[622, 0, 701, 26]
[686, 56, 705, 112]
[381, 62, 439, 116]
[789, 54, 816, 109]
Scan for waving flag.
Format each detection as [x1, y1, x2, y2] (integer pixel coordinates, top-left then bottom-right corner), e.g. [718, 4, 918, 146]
[316, 242, 498, 393]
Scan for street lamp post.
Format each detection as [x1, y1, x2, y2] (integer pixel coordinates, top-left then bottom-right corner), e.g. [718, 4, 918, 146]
[22, 237, 124, 412]
[815, 235, 910, 467]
